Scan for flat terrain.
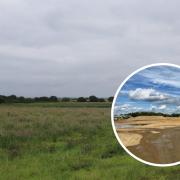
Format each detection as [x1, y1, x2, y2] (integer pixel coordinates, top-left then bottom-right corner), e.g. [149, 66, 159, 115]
[0, 104, 180, 179]
[116, 116, 180, 164]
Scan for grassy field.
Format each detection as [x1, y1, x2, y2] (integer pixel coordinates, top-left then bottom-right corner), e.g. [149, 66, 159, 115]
[0, 103, 179, 180]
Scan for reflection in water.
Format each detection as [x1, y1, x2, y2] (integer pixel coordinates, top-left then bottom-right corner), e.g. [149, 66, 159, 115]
[115, 124, 134, 129]
[115, 123, 147, 129]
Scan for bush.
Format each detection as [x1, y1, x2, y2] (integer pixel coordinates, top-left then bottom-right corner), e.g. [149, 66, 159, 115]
[77, 97, 87, 102]
[108, 96, 114, 102]
[61, 97, 70, 102]
[49, 96, 58, 102]
[0, 98, 5, 103]
[98, 98, 105, 102]
[89, 95, 98, 102]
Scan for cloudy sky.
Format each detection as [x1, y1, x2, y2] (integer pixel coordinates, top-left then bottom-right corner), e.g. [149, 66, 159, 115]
[114, 65, 180, 115]
[1, 0, 180, 97]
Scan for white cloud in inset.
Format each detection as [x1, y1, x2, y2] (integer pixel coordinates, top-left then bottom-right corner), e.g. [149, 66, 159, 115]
[114, 103, 143, 115]
[114, 104, 131, 111]
[153, 79, 180, 89]
[150, 105, 157, 111]
[129, 88, 168, 101]
[158, 104, 166, 110]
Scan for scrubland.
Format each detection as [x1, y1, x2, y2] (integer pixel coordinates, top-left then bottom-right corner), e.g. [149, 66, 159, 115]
[0, 103, 179, 179]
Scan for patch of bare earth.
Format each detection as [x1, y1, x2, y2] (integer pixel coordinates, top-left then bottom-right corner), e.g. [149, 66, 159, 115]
[118, 132, 142, 147]
[115, 116, 180, 163]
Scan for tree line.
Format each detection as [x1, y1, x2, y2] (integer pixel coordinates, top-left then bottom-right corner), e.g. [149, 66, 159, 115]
[0, 95, 114, 103]
[118, 111, 180, 119]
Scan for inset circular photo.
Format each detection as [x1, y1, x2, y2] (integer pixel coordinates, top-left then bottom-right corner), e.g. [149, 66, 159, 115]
[111, 63, 180, 167]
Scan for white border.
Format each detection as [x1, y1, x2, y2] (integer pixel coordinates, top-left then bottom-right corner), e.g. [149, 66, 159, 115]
[111, 63, 180, 167]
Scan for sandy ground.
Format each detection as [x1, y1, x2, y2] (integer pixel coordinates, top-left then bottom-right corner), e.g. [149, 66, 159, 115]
[116, 116, 180, 147]
[119, 133, 142, 147]
[115, 116, 180, 163]
[116, 116, 180, 131]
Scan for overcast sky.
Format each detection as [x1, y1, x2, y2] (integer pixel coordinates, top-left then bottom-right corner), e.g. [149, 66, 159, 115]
[1, 0, 180, 97]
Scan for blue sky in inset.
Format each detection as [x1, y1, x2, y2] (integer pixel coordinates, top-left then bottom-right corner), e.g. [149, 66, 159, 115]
[114, 65, 180, 115]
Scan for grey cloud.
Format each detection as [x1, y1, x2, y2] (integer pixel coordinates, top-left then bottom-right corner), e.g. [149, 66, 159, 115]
[0, 0, 180, 96]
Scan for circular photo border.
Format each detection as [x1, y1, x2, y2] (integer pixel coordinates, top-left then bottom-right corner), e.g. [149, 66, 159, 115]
[111, 63, 180, 167]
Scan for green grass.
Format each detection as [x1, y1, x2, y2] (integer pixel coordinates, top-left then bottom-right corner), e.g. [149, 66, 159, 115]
[0, 102, 179, 179]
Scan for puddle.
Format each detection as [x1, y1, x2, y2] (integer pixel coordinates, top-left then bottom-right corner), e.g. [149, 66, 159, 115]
[115, 124, 135, 129]
[115, 123, 148, 129]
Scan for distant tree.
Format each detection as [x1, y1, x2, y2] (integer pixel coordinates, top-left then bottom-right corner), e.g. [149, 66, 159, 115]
[0, 95, 5, 103]
[25, 98, 34, 103]
[77, 97, 87, 102]
[98, 98, 105, 102]
[9, 95, 17, 99]
[61, 97, 70, 102]
[34, 96, 49, 102]
[121, 111, 174, 119]
[108, 96, 114, 102]
[18, 96, 25, 103]
[49, 96, 58, 102]
[89, 95, 98, 102]
[0, 98, 5, 103]
[7, 95, 17, 102]
[42, 97, 49, 101]
[34, 97, 39, 102]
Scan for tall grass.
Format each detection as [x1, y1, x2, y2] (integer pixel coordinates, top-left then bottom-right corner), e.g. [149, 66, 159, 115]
[0, 103, 179, 179]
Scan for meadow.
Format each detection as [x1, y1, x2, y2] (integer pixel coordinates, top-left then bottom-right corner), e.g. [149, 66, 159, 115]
[0, 102, 179, 179]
